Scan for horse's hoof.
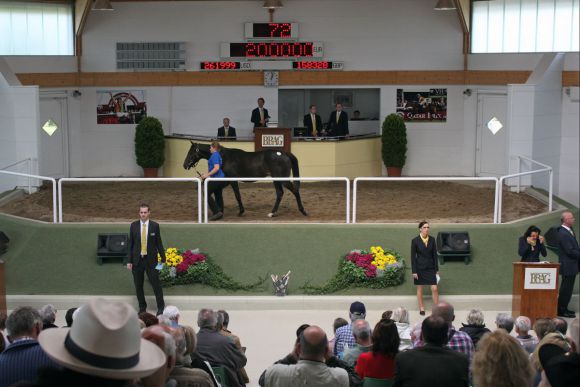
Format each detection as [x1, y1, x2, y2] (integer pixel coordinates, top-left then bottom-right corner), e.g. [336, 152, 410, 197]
[237, 210, 245, 217]
[268, 212, 278, 218]
[300, 209, 309, 216]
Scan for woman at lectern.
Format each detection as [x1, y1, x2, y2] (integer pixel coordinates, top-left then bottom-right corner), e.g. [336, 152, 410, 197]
[410, 221, 439, 315]
[518, 225, 547, 262]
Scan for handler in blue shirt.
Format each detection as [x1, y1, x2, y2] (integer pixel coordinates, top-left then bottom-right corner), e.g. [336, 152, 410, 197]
[202, 141, 227, 221]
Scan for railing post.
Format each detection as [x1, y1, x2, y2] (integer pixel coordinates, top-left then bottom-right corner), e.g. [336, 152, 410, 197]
[345, 178, 350, 224]
[0, 260, 6, 321]
[352, 178, 358, 224]
[197, 178, 202, 224]
[516, 156, 521, 193]
[204, 178, 209, 224]
[58, 179, 63, 223]
[27, 158, 32, 194]
[493, 178, 499, 224]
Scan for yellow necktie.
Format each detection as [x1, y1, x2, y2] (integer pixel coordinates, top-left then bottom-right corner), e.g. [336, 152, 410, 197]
[141, 223, 147, 255]
[260, 109, 264, 122]
[312, 114, 317, 135]
[336, 112, 340, 124]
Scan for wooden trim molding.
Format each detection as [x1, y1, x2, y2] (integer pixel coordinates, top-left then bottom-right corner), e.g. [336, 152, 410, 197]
[15, 70, 580, 88]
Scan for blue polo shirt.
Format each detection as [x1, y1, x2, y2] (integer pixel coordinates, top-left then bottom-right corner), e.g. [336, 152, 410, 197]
[208, 152, 225, 178]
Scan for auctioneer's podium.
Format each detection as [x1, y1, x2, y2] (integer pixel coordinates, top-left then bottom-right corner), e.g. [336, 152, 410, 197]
[253, 127, 292, 153]
[512, 262, 560, 324]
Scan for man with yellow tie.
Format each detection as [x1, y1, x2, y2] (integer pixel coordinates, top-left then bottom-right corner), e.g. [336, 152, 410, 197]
[127, 203, 166, 315]
[303, 104, 322, 137]
[327, 102, 349, 137]
[251, 97, 270, 128]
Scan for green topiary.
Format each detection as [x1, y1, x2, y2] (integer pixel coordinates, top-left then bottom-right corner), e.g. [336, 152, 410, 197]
[134, 117, 165, 168]
[381, 113, 408, 168]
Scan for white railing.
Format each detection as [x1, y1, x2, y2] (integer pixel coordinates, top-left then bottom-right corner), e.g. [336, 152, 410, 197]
[0, 170, 57, 223]
[497, 156, 553, 223]
[353, 177, 501, 224]
[57, 178, 202, 223]
[0, 158, 34, 194]
[203, 177, 350, 223]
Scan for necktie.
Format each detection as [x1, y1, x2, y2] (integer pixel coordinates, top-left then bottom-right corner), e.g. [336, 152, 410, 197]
[336, 112, 340, 124]
[312, 114, 317, 135]
[141, 223, 147, 255]
[260, 109, 264, 122]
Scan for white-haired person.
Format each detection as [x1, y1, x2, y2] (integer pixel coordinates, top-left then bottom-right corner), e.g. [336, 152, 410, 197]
[459, 308, 491, 347]
[515, 316, 538, 354]
[495, 312, 514, 334]
[391, 306, 413, 351]
[38, 304, 58, 330]
[162, 305, 180, 328]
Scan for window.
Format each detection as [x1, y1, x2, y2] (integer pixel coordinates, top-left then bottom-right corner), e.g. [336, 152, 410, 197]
[0, 1, 74, 55]
[471, 0, 579, 53]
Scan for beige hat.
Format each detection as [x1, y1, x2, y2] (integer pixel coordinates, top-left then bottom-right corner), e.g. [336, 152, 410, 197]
[38, 298, 166, 380]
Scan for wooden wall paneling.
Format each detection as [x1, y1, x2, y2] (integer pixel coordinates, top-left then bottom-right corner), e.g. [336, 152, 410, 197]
[562, 71, 580, 87]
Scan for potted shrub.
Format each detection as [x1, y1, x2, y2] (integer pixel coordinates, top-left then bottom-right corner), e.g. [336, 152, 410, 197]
[134, 116, 165, 177]
[381, 113, 407, 177]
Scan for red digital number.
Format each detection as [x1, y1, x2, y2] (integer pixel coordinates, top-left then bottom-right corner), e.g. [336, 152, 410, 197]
[269, 23, 291, 38]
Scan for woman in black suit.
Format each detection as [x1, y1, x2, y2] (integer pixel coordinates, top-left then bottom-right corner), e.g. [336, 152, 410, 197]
[411, 221, 439, 315]
[518, 225, 547, 262]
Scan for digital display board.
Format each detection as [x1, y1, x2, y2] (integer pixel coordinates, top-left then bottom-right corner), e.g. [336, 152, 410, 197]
[244, 23, 299, 39]
[221, 42, 323, 58]
[293, 61, 344, 70]
[200, 61, 244, 70]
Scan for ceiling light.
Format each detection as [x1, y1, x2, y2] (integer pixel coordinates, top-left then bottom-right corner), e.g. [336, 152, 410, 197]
[434, 0, 456, 10]
[263, 0, 283, 9]
[93, 0, 114, 11]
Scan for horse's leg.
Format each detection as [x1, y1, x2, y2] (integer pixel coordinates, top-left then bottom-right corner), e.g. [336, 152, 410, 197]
[268, 182, 284, 217]
[230, 181, 245, 216]
[282, 181, 308, 216]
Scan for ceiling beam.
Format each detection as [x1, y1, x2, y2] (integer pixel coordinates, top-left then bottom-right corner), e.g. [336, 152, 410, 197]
[455, 0, 471, 70]
[75, 0, 92, 71]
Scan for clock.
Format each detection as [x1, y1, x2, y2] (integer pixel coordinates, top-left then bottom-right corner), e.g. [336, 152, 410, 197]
[264, 71, 279, 87]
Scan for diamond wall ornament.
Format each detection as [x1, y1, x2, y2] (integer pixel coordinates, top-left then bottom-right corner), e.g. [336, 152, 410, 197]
[487, 117, 503, 135]
[42, 119, 58, 136]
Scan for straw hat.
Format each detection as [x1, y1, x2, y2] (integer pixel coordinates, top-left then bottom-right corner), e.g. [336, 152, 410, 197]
[38, 298, 166, 380]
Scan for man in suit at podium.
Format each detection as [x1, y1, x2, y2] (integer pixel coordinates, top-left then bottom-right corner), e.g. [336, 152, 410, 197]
[127, 204, 166, 315]
[303, 105, 322, 137]
[217, 117, 237, 140]
[327, 103, 349, 137]
[251, 97, 270, 128]
[557, 211, 580, 318]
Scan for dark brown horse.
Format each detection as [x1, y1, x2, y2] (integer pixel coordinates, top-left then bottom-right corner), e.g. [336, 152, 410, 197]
[183, 142, 307, 217]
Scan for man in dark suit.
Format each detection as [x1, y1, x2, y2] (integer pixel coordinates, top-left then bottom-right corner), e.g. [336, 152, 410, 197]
[127, 203, 166, 315]
[251, 97, 270, 128]
[217, 117, 237, 140]
[557, 211, 579, 318]
[393, 316, 469, 387]
[303, 104, 323, 137]
[327, 103, 349, 137]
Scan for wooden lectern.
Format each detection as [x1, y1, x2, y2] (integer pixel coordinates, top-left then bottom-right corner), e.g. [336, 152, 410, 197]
[512, 262, 560, 324]
[253, 127, 292, 153]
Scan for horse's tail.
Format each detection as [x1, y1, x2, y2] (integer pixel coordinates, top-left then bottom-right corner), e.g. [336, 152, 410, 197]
[288, 152, 300, 190]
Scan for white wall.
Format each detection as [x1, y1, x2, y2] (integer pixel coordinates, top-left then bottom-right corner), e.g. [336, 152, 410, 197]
[559, 87, 580, 206]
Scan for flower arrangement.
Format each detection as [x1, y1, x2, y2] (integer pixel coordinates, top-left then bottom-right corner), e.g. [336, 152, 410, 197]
[157, 247, 264, 291]
[301, 245, 405, 294]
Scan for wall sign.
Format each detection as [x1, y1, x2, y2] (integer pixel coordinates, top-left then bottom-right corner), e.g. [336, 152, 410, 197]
[396, 88, 447, 122]
[524, 267, 557, 290]
[97, 90, 147, 125]
[261, 134, 284, 147]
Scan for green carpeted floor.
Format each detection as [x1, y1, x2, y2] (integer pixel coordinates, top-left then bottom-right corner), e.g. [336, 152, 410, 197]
[1, 209, 578, 296]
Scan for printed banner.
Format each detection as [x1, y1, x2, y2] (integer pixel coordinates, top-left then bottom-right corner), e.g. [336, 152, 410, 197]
[524, 267, 558, 290]
[396, 88, 447, 122]
[97, 90, 147, 124]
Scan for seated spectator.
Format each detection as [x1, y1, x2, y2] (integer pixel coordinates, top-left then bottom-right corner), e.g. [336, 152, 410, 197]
[381, 310, 393, 320]
[264, 325, 349, 386]
[0, 306, 59, 387]
[342, 320, 372, 367]
[534, 318, 555, 341]
[551, 317, 567, 335]
[410, 322, 422, 348]
[515, 316, 538, 354]
[391, 307, 412, 351]
[186, 325, 219, 387]
[472, 330, 534, 387]
[17, 298, 165, 387]
[1, 312, 7, 352]
[414, 302, 474, 362]
[531, 331, 573, 385]
[195, 309, 247, 387]
[258, 324, 361, 387]
[329, 318, 348, 353]
[334, 301, 367, 357]
[355, 319, 399, 380]
[569, 318, 579, 354]
[175, 325, 218, 387]
[140, 324, 177, 387]
[217, 309, 249, 384]
[139, 312, 159, 327]
[459, 308, 490, 347]
[162, 306, 181, 328]
[63, 307, 76, 327]
[538, 343, 580, 387]
[38, 305, 57, 330]
[495, 312, 515, 333]
[393, 316, 469, 387]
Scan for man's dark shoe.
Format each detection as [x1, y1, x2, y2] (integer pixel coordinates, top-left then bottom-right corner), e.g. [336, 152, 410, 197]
[156, 309, 164, 316]
[558, 310, 575, 318]
[209, 212, 223, 221]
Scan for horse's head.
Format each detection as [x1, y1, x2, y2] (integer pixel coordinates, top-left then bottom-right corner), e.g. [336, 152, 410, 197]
[183, 141, 210, 170]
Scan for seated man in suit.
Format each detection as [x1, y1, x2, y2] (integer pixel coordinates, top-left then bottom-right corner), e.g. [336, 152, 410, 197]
[327, 103, 349, 137]
[251, 97, 270, 128]
[393, 316, 470, 387]
[217, 117, 237, 140]
[303, 104, 322, 137]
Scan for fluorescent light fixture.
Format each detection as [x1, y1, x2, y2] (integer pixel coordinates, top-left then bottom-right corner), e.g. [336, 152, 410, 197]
[434, 0, 456, 10]
[263, 0, 283, 9]
[93, 0, 114, 11]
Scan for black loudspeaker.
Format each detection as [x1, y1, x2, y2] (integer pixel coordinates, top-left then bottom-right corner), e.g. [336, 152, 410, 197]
[0, 231, 8, 255]
[544, 226, 560, 250]
[97, 233, 128, 265]
[437, 232, 471, 264]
